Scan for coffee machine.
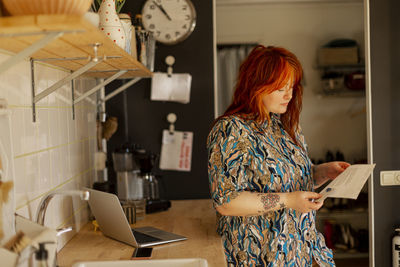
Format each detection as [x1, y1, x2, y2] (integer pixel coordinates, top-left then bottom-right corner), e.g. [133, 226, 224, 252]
[138, 152, 171, 213]
[112, 144, 146, 220]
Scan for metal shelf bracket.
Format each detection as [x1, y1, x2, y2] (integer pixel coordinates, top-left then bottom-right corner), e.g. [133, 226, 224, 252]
[31, 43, 104, 122]
[71, 73, 75, 120]
[73, 70, 128, 106]
[99, 77, 142, 104]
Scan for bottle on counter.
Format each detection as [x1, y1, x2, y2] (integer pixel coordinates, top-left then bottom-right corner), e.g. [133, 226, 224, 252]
[34, 243, 49, 267]
[393, 228, 400, 267]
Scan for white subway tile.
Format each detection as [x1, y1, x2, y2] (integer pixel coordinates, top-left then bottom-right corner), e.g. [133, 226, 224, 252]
[77, 106, 87, 140]
[5, 82, 26, 106]
[68, 143, 80, 175]
[14, 193, 31, 219]
[0, 81, 7, 100]
[2, 61, 30, 103]
[58, 107, 69, 144]
[10, 108, 25, 156]
[1, 55, 98, 252]
[36, 108, 50, 151]
[23, 108, 37, 153]
[59, 146, 70, 183]
[82, 140, 89, 169]
[48, 108, 61, 148]
[38, 150, 51, 191]
[13, 157, 26, 194]
[49, 148, 61, 187]
[25, 155, 40, 193]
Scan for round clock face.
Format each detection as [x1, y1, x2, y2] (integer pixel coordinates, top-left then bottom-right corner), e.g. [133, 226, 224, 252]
[142, 0, 196, 45]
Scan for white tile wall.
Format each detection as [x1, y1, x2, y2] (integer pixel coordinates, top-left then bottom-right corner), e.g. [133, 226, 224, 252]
[0, 52, 97, 249]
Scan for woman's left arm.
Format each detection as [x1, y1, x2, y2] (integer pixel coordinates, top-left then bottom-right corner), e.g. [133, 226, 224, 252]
[312, 161, 351, 188]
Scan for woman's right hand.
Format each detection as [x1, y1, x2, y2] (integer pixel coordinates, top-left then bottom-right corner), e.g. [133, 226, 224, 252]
[286, 191, 323, 213]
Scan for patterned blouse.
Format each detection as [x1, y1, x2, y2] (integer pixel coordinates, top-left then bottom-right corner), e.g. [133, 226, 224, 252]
[207, 114, 334, 267]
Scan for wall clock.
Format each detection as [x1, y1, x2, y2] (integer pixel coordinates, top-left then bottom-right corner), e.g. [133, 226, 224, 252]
[141, 0, 197, 45]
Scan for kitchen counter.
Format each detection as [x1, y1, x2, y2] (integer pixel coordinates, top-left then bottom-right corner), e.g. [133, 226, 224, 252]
[57, 199, 226, 267]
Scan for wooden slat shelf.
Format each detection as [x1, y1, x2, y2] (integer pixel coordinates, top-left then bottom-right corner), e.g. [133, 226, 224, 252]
[0, 14, 152, 79]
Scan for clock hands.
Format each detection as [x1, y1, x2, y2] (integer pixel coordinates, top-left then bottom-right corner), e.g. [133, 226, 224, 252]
[152, 1, 172, 21]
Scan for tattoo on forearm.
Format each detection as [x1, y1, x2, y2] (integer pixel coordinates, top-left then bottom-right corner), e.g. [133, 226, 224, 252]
[259, 194, 283, 211]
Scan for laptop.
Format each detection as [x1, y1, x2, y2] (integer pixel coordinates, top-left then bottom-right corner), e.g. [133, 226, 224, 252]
[87, 188, 187, 247]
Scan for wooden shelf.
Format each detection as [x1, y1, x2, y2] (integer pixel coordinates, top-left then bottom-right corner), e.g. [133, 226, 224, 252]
[0, 15, 152, 79]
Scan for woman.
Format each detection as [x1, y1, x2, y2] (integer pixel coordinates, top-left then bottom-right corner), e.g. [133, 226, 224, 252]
[207, 45, 350, 267]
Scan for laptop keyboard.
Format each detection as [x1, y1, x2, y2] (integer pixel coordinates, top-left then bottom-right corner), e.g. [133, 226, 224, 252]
[132, 230, 162, 243]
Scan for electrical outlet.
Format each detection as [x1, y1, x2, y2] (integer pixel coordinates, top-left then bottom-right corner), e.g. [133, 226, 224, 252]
[380, 171, 400, 186]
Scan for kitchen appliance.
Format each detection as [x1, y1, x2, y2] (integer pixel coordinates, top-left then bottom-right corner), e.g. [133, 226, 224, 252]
[138, 152, 171, 213]
[112, 144, 146, 220]
[139, 153, 159, 200]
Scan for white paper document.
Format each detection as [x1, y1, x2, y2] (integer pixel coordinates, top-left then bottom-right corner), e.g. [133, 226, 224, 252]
[319, 164, 375, 201]
[151, 72, 192, 104]
[159, 130, 193, 172]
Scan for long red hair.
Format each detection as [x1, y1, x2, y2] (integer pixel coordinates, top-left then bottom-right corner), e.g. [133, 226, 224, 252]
[218, 45, 304, 145]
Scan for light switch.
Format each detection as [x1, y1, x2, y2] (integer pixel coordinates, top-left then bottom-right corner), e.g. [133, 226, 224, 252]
[380, 171, 400, 186]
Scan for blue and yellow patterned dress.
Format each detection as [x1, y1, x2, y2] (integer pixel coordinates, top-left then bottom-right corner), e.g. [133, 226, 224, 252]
[207, 114, 334, 267]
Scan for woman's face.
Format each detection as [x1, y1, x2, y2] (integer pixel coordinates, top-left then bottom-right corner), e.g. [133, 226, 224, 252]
[262, 79, 293, 114]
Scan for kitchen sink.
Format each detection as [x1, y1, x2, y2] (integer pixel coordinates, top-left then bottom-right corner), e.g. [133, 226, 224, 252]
[72, 258, 208, 267]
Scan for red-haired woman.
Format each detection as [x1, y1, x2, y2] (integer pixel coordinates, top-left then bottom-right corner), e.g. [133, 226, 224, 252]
[207, 45, 350, 266]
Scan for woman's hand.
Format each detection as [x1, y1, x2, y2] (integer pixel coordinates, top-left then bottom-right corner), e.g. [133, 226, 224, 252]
[313, 161, 350, 187]
[286, 191, 323, 213]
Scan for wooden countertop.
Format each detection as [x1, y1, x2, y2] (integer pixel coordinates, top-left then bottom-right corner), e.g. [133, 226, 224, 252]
[57, 199, 226, 267]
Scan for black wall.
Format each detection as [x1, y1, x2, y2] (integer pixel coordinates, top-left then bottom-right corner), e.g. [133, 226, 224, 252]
[370, 0, 400, 265]
[105, 0, 214, 200]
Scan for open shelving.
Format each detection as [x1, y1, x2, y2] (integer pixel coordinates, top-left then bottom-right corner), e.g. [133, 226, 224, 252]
[314, 63, 366, 97]
[0, 14, 152, 121]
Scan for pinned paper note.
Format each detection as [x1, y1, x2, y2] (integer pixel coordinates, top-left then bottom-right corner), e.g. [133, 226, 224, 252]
[151, 72, 192, 104]
[159, 130, 193, 172]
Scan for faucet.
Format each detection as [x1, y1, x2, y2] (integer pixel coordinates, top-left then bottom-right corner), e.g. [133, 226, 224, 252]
[35, 190, 90, 225]
[34, 190, 90, 267]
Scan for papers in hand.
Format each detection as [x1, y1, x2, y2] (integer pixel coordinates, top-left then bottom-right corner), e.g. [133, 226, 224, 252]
[319, 164, 375, 201]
